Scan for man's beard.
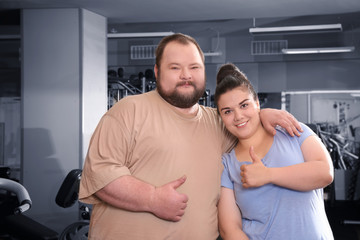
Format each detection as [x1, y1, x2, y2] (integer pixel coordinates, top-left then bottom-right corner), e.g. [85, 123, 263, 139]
[157, 75, 206, 109]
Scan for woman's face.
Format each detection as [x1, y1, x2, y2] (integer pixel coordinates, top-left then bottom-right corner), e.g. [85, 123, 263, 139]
[217, 87, 260, 140]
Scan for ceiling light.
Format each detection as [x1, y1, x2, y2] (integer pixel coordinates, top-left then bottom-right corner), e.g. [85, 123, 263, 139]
[203, 51, 222, 57]
[0, 34, 21, 40]
[107, 31, 174, 38]
[249, 23, 342, 35]
[282, 46, 355, 54]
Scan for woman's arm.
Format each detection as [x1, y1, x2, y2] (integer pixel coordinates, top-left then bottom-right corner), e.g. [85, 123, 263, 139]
[260, 108, 303, 137]
[241, 136, 334, 191]
[269, 135, 334, 191]
[218, 187, 249, 240]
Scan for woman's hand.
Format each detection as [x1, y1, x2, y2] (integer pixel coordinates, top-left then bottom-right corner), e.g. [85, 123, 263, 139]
[240, 146, 270, 188]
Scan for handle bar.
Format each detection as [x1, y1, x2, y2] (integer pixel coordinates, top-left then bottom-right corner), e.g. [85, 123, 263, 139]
[0, 178, 32, 214]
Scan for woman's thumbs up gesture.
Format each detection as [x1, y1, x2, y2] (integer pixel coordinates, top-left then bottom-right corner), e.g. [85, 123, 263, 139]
[240, 146, 271, 188]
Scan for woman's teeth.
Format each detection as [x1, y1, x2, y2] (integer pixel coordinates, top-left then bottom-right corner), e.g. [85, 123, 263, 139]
[236, 122, 246, 127]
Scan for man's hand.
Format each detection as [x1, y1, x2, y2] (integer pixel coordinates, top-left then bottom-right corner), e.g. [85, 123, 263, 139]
[260, 108, 302, 137]
[149, 176, 188, 222]
[240, 146, 270, 188]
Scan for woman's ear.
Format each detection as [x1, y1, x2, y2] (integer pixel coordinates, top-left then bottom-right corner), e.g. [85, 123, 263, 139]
[256, 99, 260, 111]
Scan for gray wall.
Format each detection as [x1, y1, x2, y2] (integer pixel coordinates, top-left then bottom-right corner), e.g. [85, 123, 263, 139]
[22, 8, 106, 232]
[81, 9, 108, 165]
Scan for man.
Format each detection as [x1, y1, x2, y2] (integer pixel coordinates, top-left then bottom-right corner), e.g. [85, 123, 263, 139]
[79, 33, 301, 240]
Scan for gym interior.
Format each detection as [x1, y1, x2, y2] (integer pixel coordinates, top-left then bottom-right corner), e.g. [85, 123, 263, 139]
[1, 1, 360, 239]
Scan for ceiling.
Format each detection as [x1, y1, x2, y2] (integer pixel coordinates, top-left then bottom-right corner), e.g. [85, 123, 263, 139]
[1, 0, 360, 39]
[1, 0, 360, 25]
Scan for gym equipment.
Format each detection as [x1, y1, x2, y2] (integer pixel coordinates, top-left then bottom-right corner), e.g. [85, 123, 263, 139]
[0, 171, 59, 240]
[56, 169, 90, 240]
[0, 168, 90, 240]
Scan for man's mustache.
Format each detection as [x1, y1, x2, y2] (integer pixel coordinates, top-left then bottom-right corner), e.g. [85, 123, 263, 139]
[176, 81, 194, 87]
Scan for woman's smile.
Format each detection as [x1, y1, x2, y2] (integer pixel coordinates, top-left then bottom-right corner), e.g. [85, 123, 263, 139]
[236, 121, 248, 128]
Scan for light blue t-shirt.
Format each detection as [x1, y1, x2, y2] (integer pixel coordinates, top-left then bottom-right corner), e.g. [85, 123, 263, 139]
[221, 123, 333, 240]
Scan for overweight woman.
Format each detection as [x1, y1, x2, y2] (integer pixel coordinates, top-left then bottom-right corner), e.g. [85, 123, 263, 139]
[215, 63, 334, 240]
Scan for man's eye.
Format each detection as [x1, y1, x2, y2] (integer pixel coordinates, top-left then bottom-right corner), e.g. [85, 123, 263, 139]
[240, 104, 248, 109]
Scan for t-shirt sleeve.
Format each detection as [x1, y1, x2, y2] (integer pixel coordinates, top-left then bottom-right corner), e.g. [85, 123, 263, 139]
[79, 107, 133, 204]
[221, 155, 234, 190]
[296, 122, 316, 146]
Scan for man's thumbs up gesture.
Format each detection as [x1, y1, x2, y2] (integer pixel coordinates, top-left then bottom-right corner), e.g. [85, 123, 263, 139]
[240, 146, 270, 188]
[150, 175, 189, 222]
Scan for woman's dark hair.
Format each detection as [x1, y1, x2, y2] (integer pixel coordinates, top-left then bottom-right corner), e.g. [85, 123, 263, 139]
[214, 63, 258, 108]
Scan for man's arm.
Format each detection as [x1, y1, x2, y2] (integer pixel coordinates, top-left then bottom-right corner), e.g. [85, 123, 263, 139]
[241, 136, 334, 191]
[96, 175, 188, 222]
[260, 108, 303, 137]
[218, 187, 249, 240]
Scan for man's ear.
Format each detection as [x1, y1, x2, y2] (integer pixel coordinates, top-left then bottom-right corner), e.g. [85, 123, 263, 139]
[154, 65, 158, 79]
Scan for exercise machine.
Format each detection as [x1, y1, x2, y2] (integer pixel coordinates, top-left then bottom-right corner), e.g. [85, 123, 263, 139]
[0, 168, 90, 240]
[56, 169, 90, 240]
[0, 169, 59, 239]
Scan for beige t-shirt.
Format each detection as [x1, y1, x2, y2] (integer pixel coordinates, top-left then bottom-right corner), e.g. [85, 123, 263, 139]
[79, 90, 235, 240]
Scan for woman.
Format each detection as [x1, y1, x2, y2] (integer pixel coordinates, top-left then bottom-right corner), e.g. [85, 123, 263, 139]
[216, 63, 334, 240]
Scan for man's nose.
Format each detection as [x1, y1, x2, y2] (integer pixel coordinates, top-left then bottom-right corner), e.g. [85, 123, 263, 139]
[180, 68, 191, 80]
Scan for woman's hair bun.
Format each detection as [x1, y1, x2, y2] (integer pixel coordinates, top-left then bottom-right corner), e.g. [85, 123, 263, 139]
[216, 63, 243, 85]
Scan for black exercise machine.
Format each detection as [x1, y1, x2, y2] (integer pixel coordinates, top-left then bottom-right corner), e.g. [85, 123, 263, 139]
[56, 169, 90, 240]
[0, 168, 90, 240]
[0, 167, 59, 240]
